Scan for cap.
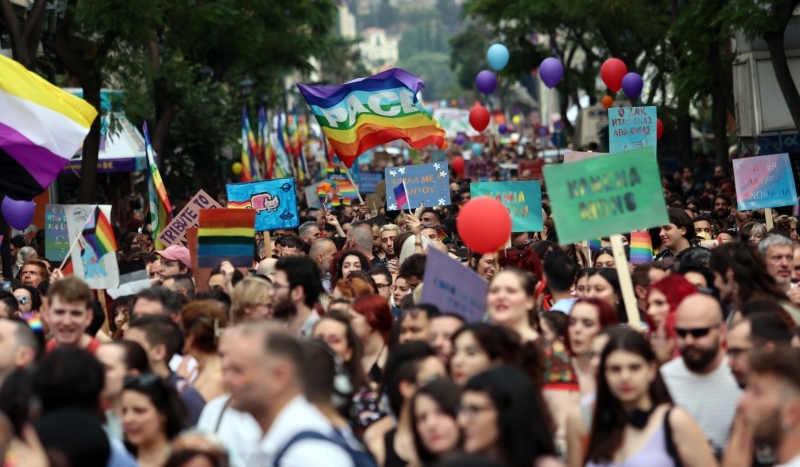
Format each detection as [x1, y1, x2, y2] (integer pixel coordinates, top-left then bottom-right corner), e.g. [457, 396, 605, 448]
[156, 245, 192, 269]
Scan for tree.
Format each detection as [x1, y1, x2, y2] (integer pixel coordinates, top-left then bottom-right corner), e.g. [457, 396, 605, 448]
[398, 51, 456, 101]
[0, 0, 46, 71]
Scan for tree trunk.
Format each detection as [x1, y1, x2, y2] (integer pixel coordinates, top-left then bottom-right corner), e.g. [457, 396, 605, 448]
[712, 86, 729, 165]
[0, 0, 46, 71]
[764, 2, 800, 135]
[78, 80, 101, 203]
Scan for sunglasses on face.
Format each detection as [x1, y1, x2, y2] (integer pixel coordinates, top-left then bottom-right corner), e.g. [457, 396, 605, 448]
[675, 325, 718, 338]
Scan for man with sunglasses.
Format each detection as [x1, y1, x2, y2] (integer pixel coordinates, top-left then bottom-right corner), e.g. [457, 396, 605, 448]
[660, 294, 741, 457]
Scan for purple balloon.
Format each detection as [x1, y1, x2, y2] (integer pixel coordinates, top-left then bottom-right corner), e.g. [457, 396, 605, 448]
[539, 57, 564, 89]
[622, 72, 644, 99]
[498, 123, 508, 135]
[2, 197, 34, 230]
[455, 134, 466, 145]
[475, 70, 497, 95]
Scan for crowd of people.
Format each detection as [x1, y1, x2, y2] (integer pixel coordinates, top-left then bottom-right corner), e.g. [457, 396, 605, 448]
[2, 153, 800, 467]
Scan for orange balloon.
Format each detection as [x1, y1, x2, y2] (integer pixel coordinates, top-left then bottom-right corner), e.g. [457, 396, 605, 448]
[601, 95, 614, 109]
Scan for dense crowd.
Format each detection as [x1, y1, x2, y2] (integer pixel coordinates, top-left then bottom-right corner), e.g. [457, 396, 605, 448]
[1, 153, 800, 467]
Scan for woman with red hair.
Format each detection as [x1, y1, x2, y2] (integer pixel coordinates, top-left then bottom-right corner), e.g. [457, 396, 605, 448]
[566, 298, 621, 397]
[646, 274, 697, 363]
[349, 294, 393, 384]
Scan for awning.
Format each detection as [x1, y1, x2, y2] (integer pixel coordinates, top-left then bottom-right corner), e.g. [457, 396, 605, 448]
[61, 89, 146, 174]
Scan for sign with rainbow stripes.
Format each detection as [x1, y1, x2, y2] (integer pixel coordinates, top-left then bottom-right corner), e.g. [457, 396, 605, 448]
[198, 209, 256, 268]
[733, 153, 798, 211]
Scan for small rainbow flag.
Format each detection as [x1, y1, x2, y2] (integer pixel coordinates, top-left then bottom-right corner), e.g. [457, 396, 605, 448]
[297, 68, 446, 161]
[588, 238, 602, 253]
[23, 313, 42, 331]
[82, 206, 117, 258]
[629, 232, 654, 264]
[198, 209, 256, 268]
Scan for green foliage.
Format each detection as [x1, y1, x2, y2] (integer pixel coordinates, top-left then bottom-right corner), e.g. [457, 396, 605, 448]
[398, 20, 450, 61]
[398, 51, 455, 101]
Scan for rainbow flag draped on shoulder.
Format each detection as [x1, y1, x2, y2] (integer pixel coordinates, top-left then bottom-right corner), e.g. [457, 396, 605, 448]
[143, 123, 173, 249]
[296, 68, 446, 161]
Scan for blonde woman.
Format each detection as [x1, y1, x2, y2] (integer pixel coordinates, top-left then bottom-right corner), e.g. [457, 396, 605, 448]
[230, 276, 273, 323]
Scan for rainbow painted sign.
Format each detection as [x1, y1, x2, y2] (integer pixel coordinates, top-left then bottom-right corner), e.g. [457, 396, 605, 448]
[733, 154, 798, 210]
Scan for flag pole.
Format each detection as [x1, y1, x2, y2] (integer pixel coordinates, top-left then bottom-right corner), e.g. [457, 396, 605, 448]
[341, 165, 365, 204]
[58, 235, 83, 271]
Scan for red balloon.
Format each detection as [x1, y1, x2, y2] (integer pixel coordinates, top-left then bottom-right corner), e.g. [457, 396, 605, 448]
[600, 58, 627, 93]
[452, 156, 464, 175]
[469, 105, 491, 132]
[656, 119, 664, 141]
[338, 154, 357, 169]
[457, 197, 512, 254]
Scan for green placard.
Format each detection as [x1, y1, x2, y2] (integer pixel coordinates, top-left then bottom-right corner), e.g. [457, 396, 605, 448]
[543, 147, 668, 244]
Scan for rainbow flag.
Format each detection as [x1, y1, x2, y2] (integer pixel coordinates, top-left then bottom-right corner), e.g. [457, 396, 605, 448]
[322, 134, 336, 164]
[197, 209, 256, 268]
[296, 68, 446, 161]
[241, 107, 259, 181]
[82, 205, 117, 258]
[276, 109, 295, 178]
[0, 55, 97, 200]
[630, 232, 654, 264]
[144, 123, 172, 249]
[258, 107, 273, 179]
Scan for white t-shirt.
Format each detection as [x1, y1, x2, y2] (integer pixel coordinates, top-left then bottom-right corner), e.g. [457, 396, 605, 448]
[248, 396, 354, 467]
[660, 356, 741, 454]
[197, 394, 262, 467]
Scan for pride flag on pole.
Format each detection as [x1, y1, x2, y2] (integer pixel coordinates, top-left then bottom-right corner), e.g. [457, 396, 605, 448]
[296, 68, 446, 161]
[82, 205, 117, 259]
[241, 107, 259, 181]
[393, 181, 409, 210]
[0, 55, 97, 199]
[629, 232, 654, 264]
[144, 123, 173, 249]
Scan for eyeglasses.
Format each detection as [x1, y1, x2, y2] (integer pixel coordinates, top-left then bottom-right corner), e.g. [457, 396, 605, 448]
[675, 324, 719, 338]
[456, 403, 494, 419]
[17, 296, 29, 305]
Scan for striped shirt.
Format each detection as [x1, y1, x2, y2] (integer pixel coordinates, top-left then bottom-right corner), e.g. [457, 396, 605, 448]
[660, 357, 741, 456]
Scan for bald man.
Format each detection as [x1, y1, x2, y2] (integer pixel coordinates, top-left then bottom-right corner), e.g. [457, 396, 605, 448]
[257, 258, 278, 282]
[660, 294, 741, 457]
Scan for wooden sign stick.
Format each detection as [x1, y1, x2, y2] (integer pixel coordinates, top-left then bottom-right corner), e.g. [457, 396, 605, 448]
[610, 233, 641, 330]
[765, 208, 774, 230]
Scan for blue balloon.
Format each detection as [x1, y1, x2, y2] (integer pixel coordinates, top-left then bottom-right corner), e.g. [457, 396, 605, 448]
[487, 44, 509, 71]
[425, 105, 434, 114]
[472, 143, 484, 156]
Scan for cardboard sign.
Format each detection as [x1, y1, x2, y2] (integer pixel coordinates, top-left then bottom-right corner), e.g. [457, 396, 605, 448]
[419, 248, 488, 323]
[564, 151, 606, 164]
[198, 209, 256, 268]
[226, 178, 299, 232]
[359, 171, 385, 193]
[45, 204, 70, 261]
[464, 159, 493, 179]
[543, 147, 668, 245]
[63, 204, 119, 289]
[518, 159, 545, 180]
[471, 181, 543, 232]
[304, 181, 325, 209]
[608, 106, 657, 153]
[733, 153, 799, 210]
[158, 190, 222, 248]
[385, 162, 450, 209]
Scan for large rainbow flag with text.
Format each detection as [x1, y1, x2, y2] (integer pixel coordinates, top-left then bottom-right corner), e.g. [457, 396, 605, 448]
[0, 55, 97, 200]
[296, 68, 445, 161]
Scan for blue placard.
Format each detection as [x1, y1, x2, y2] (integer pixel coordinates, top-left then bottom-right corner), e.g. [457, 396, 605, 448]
[226, 178, 299, 232]
[470, 181, 543, 232]
[360, 171, 385, 193]
[608, 106, 657, 153]
[385, 162, 451, 209]
[733, 153, 799, 210]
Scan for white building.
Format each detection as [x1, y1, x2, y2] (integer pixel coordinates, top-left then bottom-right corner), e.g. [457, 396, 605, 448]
[338, 4, 357, 40]
[358, 27, 399, 72]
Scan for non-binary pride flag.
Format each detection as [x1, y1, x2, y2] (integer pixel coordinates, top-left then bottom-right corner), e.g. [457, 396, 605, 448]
[197, 209, 256, 268]
[82, 205, 117, 259]
[0, 55, 97, 199]
[297, 68, 446, 161]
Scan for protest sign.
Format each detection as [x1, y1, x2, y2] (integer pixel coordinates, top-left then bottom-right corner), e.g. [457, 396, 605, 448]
[107, 260, 150, 299]
[471, 181, 543, 232]
[157, 190, 222, 248]
[518, 159, 545, 180]
[366, 193, 382, 214]
[419, 248, 488, 323]
[733, 153, 798, 210]
[198, 209, 256, 268]
[464, 159, 493, 179]
[543, 147, 668, 245]
[564, 151, 606, 164]
[608, 106, 657, 153]
[385, 162, 450, 209]
[226, 178, 299, 231]
[45, 204, 70, 260]
[63, 204, 119, 289]
[433, 108, 477, 137]
[304, 181, 324, 209]
[359, 171, 384, 193]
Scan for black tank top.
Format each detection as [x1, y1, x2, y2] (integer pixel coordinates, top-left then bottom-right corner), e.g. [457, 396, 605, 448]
[384, 429, 407, 467]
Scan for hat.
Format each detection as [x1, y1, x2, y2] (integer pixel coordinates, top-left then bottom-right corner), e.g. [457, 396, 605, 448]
[156, 245, 192, 269]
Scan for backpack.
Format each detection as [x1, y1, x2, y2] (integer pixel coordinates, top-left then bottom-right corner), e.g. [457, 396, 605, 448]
[271, 429, 378, 467]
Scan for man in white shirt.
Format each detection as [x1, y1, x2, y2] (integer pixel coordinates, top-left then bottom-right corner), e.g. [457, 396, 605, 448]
[738, 347, 800, 467]
[660, 294, 741, 457]
[220, 322, 353, 467]
[197, 394, 262, 467]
